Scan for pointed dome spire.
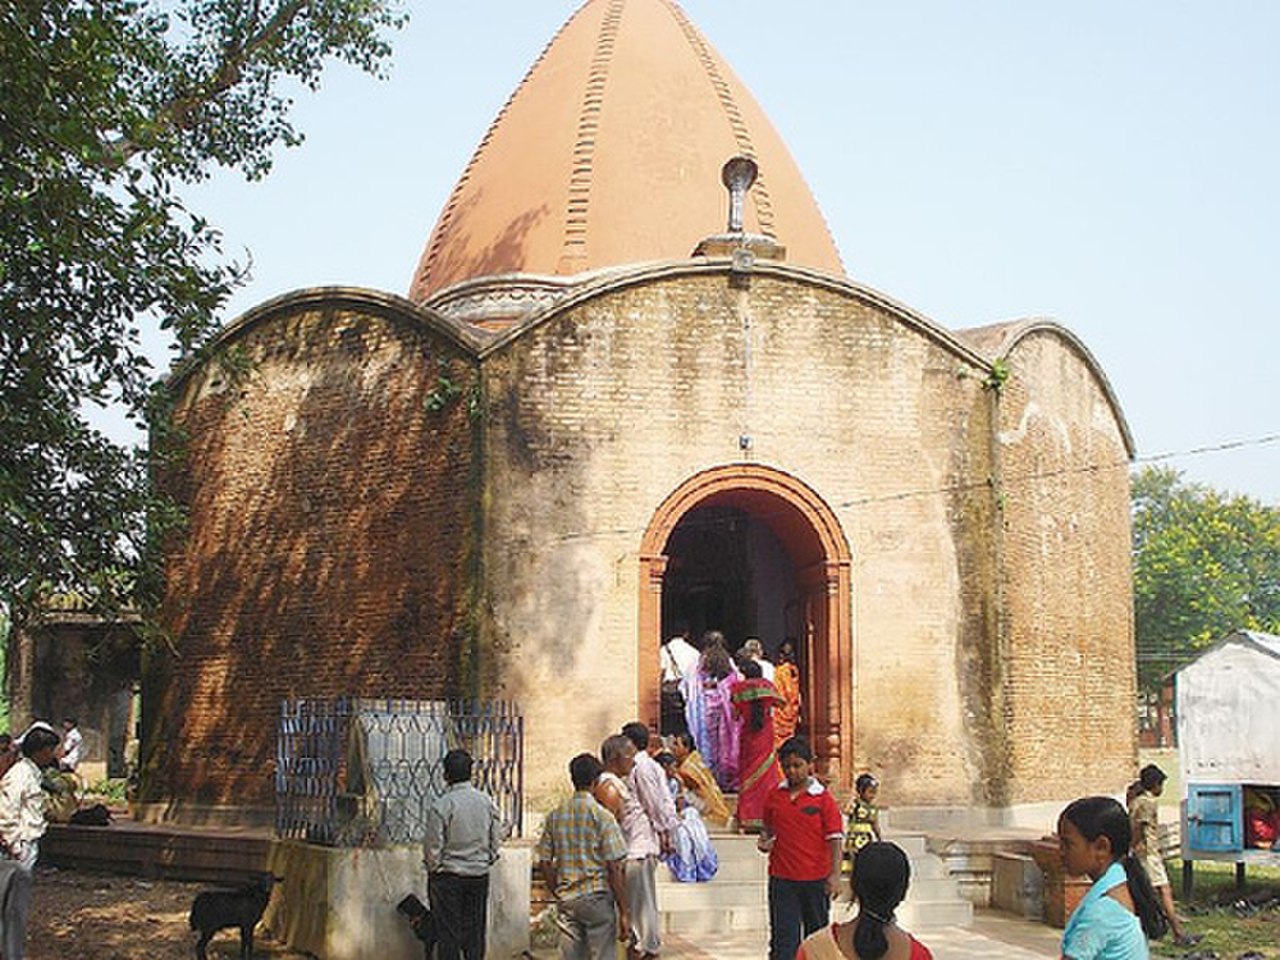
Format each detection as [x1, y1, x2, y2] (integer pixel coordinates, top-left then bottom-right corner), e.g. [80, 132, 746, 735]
[409, 0, 843, 302]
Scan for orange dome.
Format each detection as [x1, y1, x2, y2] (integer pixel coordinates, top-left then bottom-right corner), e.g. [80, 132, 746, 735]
[409, 0, 844, 301]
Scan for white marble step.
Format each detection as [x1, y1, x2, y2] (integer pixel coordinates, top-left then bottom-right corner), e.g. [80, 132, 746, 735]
[885, 832, 928, 858]
[897, 897, 975, 929]
[657, 879, 766, 911]
[652, 830, 973, 934]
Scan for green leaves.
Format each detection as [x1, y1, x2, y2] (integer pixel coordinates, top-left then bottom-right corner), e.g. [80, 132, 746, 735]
[0, 1, 404, 618]
[1132, 465, 1280, 691]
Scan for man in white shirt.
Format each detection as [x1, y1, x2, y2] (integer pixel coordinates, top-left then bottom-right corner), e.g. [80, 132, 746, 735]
[659, 626, 699, 734]
[0, 724, 60, 959]
[0, 726, 58, 868]
[596, 734, 667, 960]
[660, 627, 699, 682]
[58, 717, 83, 773]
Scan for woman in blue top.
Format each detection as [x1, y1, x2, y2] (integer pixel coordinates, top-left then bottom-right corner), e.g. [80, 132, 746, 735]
[1058, 797, 1167, 960]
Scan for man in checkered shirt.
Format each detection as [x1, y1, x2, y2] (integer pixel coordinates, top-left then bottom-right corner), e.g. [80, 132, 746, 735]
[537, 753, 630, 960]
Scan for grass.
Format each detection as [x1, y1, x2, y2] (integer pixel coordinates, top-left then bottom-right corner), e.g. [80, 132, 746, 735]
[1151, 860, 1280, 959]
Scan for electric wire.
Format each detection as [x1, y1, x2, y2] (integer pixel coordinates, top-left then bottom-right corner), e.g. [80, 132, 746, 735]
[551, 430, 1280, 546]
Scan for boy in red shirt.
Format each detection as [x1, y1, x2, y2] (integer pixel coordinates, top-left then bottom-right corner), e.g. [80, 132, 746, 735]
[758, 737, 843, 960]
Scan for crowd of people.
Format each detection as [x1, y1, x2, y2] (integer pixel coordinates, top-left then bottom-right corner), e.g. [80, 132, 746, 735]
[520, 620, 924, 960]
[0, 700, 1206, 960]
[660, 627, 803, 833]
[532, 720, 927, 960]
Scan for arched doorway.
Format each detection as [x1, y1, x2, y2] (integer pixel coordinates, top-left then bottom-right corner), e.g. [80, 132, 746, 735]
[638, 464, 854, 786]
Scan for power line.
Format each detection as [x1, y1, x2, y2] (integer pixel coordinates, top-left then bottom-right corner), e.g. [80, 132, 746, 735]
[553, 430, 1280, 546]
[1135, 432, 1280, 465]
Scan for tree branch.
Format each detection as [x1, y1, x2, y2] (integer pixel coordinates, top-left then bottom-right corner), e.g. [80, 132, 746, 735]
[114, 0, 311, 161]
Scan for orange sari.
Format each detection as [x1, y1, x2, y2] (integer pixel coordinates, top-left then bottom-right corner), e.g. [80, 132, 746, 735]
[676, 750, 732, 827]
[773, 660, 801, 748]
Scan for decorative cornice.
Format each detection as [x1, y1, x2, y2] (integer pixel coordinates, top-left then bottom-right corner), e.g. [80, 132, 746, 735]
[966, 317, 1136, 458]
[166, 287, 487, 391]
[474, 258, 995, 374]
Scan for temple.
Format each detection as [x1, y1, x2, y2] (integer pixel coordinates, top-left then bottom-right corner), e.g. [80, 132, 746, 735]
[144, 0, 1137, 828]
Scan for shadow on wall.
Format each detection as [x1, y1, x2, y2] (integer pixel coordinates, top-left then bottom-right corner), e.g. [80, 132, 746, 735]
[413, 195, 551, 301]
[142, 300, 484, 810]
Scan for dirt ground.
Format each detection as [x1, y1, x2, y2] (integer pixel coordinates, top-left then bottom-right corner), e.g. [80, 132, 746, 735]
[27, 866, 311, 960]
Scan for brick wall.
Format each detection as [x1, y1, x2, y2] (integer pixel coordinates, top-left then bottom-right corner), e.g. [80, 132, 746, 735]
[147, 268, 1136, 820]
[144, 294, 481, 811]
[995, 328, 1136, 803]
[477, 265, 1012, 810]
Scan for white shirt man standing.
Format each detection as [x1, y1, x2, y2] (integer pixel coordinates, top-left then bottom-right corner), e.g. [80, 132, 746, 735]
[660, 627, 700, 735]
[660, 629, 699, 683]
[0, 724, 61, 959]
[58, 717, 83, 773]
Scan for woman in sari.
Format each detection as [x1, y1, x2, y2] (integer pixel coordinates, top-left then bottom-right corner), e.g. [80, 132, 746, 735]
[681, 630, 740, 791]
[656, 751, 718, 882]
[730, 658, 784, 832]
[773, 638, 802, 749]
[671, 732, 732, 827]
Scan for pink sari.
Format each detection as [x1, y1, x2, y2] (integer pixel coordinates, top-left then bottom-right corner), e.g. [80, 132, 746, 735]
[685, 666, 740, 791]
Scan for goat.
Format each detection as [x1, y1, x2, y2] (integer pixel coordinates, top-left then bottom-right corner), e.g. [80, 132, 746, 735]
[189, 872, 281, 959]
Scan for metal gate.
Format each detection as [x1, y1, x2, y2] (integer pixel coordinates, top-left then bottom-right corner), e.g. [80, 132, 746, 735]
[275, 698, 523, 846]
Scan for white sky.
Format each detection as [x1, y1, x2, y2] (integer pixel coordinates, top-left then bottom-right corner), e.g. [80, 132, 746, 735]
[171, 1, 1279, 502]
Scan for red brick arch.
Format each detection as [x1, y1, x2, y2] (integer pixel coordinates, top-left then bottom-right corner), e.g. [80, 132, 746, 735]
[638, 464, 854, 786]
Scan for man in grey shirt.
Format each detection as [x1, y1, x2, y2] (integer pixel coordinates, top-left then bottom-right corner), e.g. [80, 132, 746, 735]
[424, 749, 503, 960]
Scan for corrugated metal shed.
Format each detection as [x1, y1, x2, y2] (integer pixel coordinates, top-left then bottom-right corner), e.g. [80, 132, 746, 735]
[1176, 630, 1280, 785]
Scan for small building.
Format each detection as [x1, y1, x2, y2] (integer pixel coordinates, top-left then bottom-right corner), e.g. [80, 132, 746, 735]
[6, 598, 140, 780]
[1177, 630, 1280, 881]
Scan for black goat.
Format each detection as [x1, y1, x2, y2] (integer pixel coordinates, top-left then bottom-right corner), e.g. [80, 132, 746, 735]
[189, 872, 281, 959]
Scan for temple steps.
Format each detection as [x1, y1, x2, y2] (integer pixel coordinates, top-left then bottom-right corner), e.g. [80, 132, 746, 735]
[656, 830, 973, 935]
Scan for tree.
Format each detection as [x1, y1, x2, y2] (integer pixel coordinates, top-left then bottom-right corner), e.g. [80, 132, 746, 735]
[0, 1, 405, 620]
[1132, 465, 1280, 692]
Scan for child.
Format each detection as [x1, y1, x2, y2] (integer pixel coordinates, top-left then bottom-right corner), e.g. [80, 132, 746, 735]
[759, 737, 843, 960]
[1058, 796, 1167, 959]
[843, 773, 882, 874]
[1128, 764, 1199, 946]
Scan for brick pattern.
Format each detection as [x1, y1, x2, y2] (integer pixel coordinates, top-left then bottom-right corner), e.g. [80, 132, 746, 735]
[996, 330, 1136, 802]
[480, 272, 1010, 809]
[145, 302, 480, 809]
[150, 268, 1135, 819]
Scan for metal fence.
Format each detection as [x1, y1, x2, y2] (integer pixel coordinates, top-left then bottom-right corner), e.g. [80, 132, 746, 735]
[276, 698, 523, 846]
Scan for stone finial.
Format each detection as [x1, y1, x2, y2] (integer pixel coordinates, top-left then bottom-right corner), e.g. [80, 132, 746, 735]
[721, 156, 758, 233]
[691, 155, 785, 267]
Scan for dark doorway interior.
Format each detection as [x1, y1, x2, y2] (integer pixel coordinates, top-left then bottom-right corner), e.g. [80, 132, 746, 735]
[660, 506, 798, 658]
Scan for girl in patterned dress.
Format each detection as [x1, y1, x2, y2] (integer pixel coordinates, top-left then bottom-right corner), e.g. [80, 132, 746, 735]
[843, 773, 882, 880]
